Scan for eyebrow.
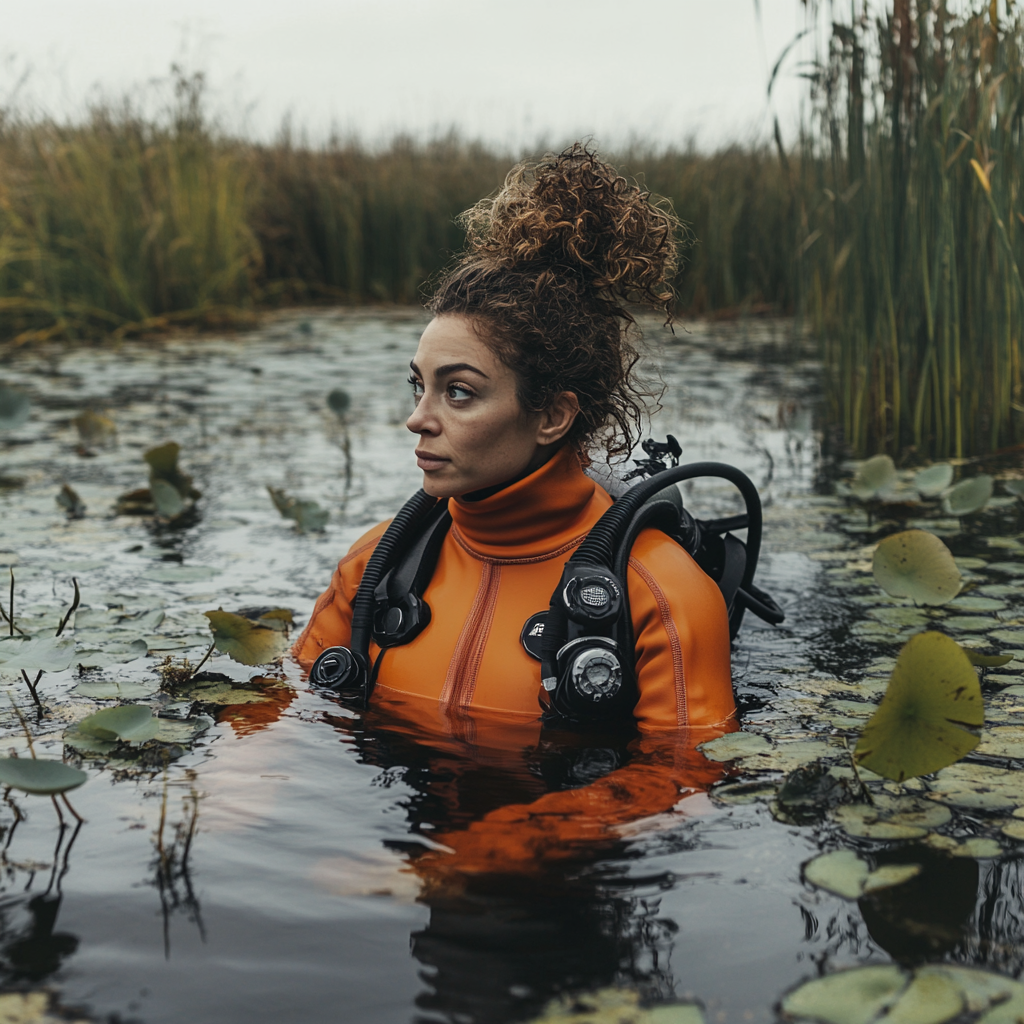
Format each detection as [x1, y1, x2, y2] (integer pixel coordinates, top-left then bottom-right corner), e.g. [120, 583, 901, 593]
[409, 360, 490, 379]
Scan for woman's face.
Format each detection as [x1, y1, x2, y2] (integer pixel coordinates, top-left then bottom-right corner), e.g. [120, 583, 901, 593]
[406, 315, 577, 498]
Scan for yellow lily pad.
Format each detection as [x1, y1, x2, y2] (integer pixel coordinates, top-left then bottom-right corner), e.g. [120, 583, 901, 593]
[855, 632, 983, 782]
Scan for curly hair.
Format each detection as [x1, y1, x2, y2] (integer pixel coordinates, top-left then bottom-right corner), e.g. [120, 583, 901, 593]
[428, 143, 684, 461]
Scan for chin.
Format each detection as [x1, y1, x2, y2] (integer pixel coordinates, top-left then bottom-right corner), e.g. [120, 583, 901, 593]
[421, 474, 460, 499]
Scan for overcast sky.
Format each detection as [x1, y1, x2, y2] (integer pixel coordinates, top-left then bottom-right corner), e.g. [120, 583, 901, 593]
[1, 0, 824, 150]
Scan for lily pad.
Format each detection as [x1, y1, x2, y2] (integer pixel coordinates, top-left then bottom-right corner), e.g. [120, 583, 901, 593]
[73, 409, 116, 445]
[850, 455, 898, 500]
[71, 680, 159, 700]
[1003, 480, 1024, 497]
[267, 487, 329, 533]
[63, 726, 117, 756]
[883, 972, 962, 1024]
[780, 965, 907, 1024]
[950, 838, 1002, 859]
[0, 384, 30, 431]
[77, 705, 160, 743]
[75, 638, 149, 668]
[977, 726, 1024, 759]
[150, 479, 185, 518]
[204, 610, 288, 666]
[696, 731, 771, 762]
[854, 632, 983, 782]
[928, 763, 1024, 811]
[142, 565, 221, 583]
[803, 850, 921, 900]
[944, 475, 994, 516]
[144, 442, 198, 499]
[964, 650, 1014, 668]
[914, 464, 954, 498]
[0, 758, 86, 795]
[0, 636, 76, 673]
[56, 483, 87, 519]
[154, 715, 213, 745]
[872, 531, 961, 606]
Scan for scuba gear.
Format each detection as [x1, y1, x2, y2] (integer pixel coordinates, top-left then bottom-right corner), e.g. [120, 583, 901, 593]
[308, 440, 784, 726]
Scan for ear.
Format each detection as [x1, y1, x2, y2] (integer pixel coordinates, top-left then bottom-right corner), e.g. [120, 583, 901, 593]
[536, 391, 580, 446]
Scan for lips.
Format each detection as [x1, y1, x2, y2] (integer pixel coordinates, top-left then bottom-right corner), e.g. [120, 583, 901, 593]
[415, 450, 450, 471]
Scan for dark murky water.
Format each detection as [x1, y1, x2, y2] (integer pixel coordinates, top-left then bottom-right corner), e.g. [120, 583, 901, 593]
[1, 312, 1023, 1024]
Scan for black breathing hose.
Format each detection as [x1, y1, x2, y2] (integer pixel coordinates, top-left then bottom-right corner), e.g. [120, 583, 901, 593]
[349, 489, 441, 700]
[541, 463, 764, 675]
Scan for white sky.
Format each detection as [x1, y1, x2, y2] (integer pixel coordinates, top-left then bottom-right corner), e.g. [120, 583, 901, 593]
[2, 0, 824, 150]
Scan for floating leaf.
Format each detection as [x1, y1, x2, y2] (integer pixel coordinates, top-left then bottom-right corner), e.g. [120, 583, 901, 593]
[204, 610, 288, 666]
[56, 484, 87, 519]
[0, 758, 86, 795]
[855, 632, 983, 782]
[803, 850, 869, 899]
[150, 479, 185, 518]
[0, 384, 30, 431]
[850, 455, 898, 500]
[63, 726, 117, 756]
[73, 409, 116, 445]
[883, 972, 963, 1024]
[1004, 480, 1024, 497]
[75, 638, 149, 668]
[872, 531, 961, 606]
[964, 650, 1014, 668]
[71, 680, 158, 700]
[696, 731, 771, 761]
[0, 636, 75, 673]
[327, 388, 351, 419]
[141, 565, 220, 583]
[267, 487, 329, 533]
[950, 838, 1002, 859]
[781, 966, 907, 1024]
[914, 464, 954, 498]
[77, 705, 160, 743]
[944, 475, 993, 516]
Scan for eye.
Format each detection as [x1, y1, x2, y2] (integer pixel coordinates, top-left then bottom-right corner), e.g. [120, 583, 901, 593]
[447, 383, 474, 401]
[408, 375, 424, 399]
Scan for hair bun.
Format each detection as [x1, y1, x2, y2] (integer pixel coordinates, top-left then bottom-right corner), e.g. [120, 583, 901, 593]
[459, 143, 681, 316]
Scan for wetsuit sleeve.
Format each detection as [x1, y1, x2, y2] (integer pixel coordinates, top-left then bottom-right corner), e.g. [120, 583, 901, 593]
[415, 730, 730, 880]
[626, 530, 736, 730]
[291, 520, 390, 668]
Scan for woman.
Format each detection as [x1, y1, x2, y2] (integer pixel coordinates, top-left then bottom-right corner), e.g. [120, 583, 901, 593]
[294, 144, 735, 733]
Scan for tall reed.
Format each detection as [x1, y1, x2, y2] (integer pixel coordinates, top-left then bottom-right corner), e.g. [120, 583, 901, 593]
[801, 0, 1024, 458]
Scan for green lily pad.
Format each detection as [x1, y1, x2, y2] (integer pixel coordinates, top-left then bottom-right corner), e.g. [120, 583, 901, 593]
[75, 638, 149, 668]
[176, 677, 282, 706]
[854, 632, 983, 782]
[803, 850, 921, 900]
[883, 972, 962, 1024]
[832, 803, 927, 840]
[949, 595, 1006, 612]
[1003, 480, 1024, 497]
[71, 680, 159, 700]
[988, 562, 1024, 577]
[914, 464, 954, 498]
[0, 636, 76, 673]
[929, 763, 1024, 811]
[154, 716, 213, 744]
[867, 606, 931, 627]
[267, 487, 329, 533]
[78, 705, 160, 743]
[944, 475, 994, 516]
[964, 650, 1014, 668]
[0, 758, 86, 795]
[950, 838, 1002, 858]
[150, 479, 186, 518]
[142, 565, 221, 583]
[872, 531, 961, 606]
[696, 732, 771, 761]
[977, 726, 1024, 759]
[204, 610, 288, 666]
[63, 726, 118, 756]
[850, 455, 898, 500]
[781, 965, 907, 1024]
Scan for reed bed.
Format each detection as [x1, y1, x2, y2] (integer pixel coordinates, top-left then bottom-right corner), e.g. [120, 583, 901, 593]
[801, 0, 1024, 459]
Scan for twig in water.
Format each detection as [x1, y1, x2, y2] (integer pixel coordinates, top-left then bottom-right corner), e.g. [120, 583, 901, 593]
[188, 641, 216, 682]
[843, 735, 873, 805]
[7, 569, 13, 638]
[54, 578, 80, 637]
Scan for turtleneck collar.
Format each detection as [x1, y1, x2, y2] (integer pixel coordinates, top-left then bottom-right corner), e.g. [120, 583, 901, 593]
[448, 445, 608, 560]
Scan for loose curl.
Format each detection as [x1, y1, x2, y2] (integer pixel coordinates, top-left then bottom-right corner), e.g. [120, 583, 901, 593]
[428, 143, 684, 461]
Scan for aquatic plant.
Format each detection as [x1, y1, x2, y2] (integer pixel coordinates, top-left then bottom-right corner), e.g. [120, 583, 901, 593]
[267, 486, 329, 533]
[115, 442, 200, 519]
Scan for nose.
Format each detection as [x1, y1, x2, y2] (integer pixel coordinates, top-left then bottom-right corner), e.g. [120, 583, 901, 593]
[406, 395, 438, 436]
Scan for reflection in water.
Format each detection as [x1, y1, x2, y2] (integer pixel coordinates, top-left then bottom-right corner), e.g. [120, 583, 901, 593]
[149, 782, 205, 958]
[327, 697, 723, 1022]
[859, 846, 978, 963]
[0, 816, 82, 985]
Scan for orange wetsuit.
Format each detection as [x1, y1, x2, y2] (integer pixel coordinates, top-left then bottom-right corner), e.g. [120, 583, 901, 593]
[294, 445, 735, 729]
[296, 446, 736, 875]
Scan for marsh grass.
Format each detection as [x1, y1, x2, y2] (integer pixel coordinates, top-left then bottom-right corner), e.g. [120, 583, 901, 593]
[1, 4, 1021, 461]
[801, 0, 1024, 458]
